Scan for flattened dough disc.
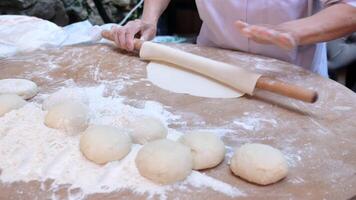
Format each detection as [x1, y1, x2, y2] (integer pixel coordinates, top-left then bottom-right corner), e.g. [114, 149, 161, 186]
[146, 62, 243, 98]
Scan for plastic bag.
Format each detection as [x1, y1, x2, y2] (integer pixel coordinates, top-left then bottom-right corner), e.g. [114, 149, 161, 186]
[0, 15, 116, 58]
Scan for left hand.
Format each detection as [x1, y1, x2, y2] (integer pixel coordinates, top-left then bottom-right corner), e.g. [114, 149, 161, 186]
[235, 20, 298, 50]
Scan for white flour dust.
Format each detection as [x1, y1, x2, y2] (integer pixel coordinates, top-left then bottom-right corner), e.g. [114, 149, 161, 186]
[332, 106, 352, 111]
[232, 112, 278, 131]
[0, 85, 244, 199]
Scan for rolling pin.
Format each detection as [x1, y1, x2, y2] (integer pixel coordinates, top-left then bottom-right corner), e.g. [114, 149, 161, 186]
[102, 30, 318, 103]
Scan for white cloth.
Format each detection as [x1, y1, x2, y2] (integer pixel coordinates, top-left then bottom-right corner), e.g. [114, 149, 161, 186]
[0, 15, 110, 58]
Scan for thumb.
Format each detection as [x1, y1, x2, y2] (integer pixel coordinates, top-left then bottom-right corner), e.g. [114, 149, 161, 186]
[140, 32, 151, 41]
[140, 35, 148, 41]
[140, 28, 156, 41]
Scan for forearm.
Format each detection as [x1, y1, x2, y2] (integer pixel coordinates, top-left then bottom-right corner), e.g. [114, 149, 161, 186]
[280, 4, 356, 45]
[141, 0, 171, 25]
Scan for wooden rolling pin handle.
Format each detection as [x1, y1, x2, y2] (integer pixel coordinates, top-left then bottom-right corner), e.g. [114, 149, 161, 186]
[256, 76, 318, 103]
[101, 30, 143, 51]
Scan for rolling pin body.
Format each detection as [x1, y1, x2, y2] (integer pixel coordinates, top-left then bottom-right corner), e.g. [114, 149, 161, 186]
[101, 30, 318, 103]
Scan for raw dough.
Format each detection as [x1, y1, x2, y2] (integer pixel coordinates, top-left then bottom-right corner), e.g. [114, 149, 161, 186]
[179, 131, 225, 170]
[0, 94, 27, 117]
[135, 139, 192, 184]
[0, 79, 38, 99]
[42, 87, 88, 110]
[230, 143, 288, 185]
[140, 42, 261, 98]
[44, 101, 89, 133]
[128, 116, 167, 144]
[80, 125, 132, 164]
[147, 62, 242, 98]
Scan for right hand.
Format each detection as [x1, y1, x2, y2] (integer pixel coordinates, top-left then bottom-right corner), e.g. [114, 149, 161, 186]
[111, 19, 157, 51]
[235, 20, 298, 50]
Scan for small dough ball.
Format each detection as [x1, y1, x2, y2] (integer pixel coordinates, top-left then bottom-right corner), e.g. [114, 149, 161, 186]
[44, 101, 89, 133]
[0, 79, 38, 99]
[80, 125, 132, 164]
[230, 143, 288, 185]
[42, 87, 88, 110]
[129, 116, 167, 144]
[0, 94, 27, 117]
[180, 131, 225, 170]
[135, 139, 192, 184]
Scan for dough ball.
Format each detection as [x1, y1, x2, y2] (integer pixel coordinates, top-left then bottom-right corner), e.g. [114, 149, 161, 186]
[42, 87, 88, 110]
[44, 101, 89, 133]
[135, 139, 192, 184]
[0, 79, 38, 99]
[179, 131, 225, 170]
[0, 94, 27, 117]
[80, 125, 132, 164]
[230, 143, 288, 185]
[128, 116, 167, 144]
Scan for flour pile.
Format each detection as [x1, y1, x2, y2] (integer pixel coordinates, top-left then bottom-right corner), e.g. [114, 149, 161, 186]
[0, 85, 244, 199]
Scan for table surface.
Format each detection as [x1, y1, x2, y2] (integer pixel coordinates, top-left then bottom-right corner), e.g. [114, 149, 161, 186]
[0, 43, 355, 200]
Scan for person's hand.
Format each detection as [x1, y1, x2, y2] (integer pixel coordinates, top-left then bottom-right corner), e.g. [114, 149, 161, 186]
[111, 19, 157, 51]
[235, 20, 298, 50]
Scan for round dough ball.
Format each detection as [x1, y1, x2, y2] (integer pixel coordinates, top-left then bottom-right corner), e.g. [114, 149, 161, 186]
[42, 87, 88, 110]
[135, 139, 192, 184]
[128, 116, 167, 144]
[0, 94, 27, 117]
[180, 131, 225, 170]
[44, 101, 89, 133]
[230, 143, 288, 185]
[80, 125, 132, 164]
[0, 79, 38, 99]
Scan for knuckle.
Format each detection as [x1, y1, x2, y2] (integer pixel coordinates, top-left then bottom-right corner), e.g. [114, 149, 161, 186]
[126, 21, 135, 27]
[128, 25, 141, 34]
[114, 27, 124, 34]
[134, 19, 142, 24]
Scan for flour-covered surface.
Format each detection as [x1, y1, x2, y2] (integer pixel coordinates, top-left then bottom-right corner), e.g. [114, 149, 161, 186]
[0, 43, 355, 199]
[0, 86, 244, 200]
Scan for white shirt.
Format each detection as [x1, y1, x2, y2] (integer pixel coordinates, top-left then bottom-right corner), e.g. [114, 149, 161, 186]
[195, 0, 355, 77]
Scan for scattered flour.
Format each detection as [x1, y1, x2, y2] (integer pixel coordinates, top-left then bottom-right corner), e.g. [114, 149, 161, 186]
[0, 85, 244, 199]
[233, 114, 277, 131]
[332, 106, 352, 112]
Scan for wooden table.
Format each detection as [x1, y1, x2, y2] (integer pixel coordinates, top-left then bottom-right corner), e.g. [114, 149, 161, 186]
[0, 43, 355, 199]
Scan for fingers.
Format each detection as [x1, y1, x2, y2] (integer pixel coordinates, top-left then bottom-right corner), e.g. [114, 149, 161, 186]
[236, 21, 275, 43]
[111, 26, 120, 46]
[111, 21, 141, 51]
[249, 26, 275, 42]
[111, 26, 123, 49]
[101, 30, 114, 41]
[118, 28, 127, 49]
[276, 33, 296, 50]
[235, 20, 248, 31]
[235, 20, 297, 50]
[125, 26, 141, 51]
[235, 20, 251, 37]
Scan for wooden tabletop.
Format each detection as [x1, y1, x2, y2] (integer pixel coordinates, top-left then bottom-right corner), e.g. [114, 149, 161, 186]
[0, 43, 355, 199]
